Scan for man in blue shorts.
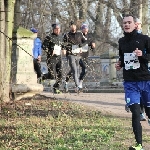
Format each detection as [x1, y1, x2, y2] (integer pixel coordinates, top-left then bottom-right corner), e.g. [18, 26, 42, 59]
[125, 18, 147, 121]
[115, 14, 150, 150]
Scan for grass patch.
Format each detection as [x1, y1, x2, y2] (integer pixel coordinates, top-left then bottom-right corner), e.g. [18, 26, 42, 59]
[0, 98, 149, 150]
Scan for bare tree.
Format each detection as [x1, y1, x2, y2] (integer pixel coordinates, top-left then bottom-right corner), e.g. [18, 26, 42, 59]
[142, 0, 149, 35]
[130, 0, 141, 17]
[16, 0, 150, 54]
[0, 0, 16, 102]
[0, 0, 6, 102]
[78, 0, 88, 21]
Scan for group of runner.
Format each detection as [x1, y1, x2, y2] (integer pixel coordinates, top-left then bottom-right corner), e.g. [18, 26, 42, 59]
[41, 21, 95, 94]
[31, 16, 150, 150]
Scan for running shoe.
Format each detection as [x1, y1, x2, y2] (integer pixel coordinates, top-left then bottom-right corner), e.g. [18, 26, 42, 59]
[140, 113, 147, 121]
[125, 104, 130, 112]
[64, 82, 69, 92]
[53, 88, 62, 94]
[75, 87, 82, 94]
[129, 143, 144, 150]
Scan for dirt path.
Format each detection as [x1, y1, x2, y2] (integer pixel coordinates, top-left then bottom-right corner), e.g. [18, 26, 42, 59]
[41, 92, 150, 149]
[41, 92, 150, 126]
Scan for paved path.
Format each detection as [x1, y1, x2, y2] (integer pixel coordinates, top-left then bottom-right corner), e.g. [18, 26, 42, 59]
[41, 92, 150, 129]
[44, 92, 127, 115]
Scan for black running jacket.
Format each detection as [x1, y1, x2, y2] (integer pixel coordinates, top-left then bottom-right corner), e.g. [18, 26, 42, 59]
[118, 29, 150, 81]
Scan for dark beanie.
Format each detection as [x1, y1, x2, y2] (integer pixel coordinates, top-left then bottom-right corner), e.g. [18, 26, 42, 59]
[52, 24, 60, 29]
[69, 21, 75, 26]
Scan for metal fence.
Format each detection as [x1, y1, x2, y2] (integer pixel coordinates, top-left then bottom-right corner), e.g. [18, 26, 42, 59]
[41, 56, 124, 90]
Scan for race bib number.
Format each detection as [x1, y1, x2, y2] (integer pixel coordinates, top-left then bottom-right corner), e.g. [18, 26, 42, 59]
[82, 44, 88, 52]
[124, 53, 140, 70]
[72, 45, 80, 54]
[53, 45, 61, 55]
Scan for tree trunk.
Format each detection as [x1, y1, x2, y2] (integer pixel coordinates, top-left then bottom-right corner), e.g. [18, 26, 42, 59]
[0, 0, 6, 102]
[51, 0, 57, 23]
[122, 0, 130, 15]
[103, 7, 111, 41]
[78, 0, 87, 22]
[14, 0, 21, 28]
[138, 0, 142, 20]
[130, 0, 140, 17]
[142, 0, 149, 35]
[1, 0, 16, 102]
[68, 0, 78, 21]
[94, 2, 105, 55]
[99, 6, 112, 54]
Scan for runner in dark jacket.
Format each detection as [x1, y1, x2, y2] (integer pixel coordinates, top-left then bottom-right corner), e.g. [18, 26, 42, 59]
[124, 18, 147, 121]
[42, 24, 64, 94]
[63, 21, 86, 92]
[78, 24, 95, 89]
[115, 15, 150, 150]
[115, 14, 150, 150]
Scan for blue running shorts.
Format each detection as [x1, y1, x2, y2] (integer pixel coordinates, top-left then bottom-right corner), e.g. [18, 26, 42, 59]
[124, 81, 150, 107]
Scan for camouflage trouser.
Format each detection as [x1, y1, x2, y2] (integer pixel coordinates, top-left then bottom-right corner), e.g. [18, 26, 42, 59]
[46, 56, 62, 89]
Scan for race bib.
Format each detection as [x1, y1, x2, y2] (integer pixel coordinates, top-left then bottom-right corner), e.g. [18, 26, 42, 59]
[53, 45, 61, 55]
[72, 45, 80, 54]
[124, 53, 140, 70]
[82, 44, 88, 52]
